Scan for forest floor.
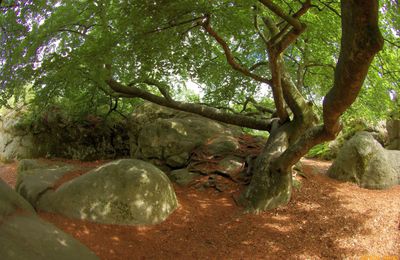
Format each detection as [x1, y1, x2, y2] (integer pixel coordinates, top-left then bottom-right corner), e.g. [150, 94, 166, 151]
[1, 158, 399, 260]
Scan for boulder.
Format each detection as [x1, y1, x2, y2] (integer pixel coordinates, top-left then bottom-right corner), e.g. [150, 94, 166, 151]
[328, 131, 400, 189]
[0, 179, 98, 260]
[203, 136, 240, 156]
[0, 108, 130, 162]
[15, 159, 75, 207]
[215, 155, 245, 178]
[0, 110, 42, 162]
[327, 120, 388, 159]
[37, 159, 178, 225]
[168, 168, 201, 186]
[0, 178, 35, 217]
[132, 103, 241, 168]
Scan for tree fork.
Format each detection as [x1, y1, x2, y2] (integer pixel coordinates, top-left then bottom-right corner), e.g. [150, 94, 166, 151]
[241, 0, 383, 212]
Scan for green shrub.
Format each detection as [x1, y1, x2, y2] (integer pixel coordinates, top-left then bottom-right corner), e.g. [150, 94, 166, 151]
[307, 142, 335, 160]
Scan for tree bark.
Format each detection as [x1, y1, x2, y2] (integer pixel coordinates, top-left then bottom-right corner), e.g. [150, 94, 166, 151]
[240, 121, 293, 212]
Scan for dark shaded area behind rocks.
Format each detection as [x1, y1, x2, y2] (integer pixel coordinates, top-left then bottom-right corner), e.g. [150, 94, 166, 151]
[0, 107, 130, 161]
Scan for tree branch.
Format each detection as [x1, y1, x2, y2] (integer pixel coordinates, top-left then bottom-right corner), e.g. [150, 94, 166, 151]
[201, 16, 272, 85]
[253, 12, 269, 46]
[58, 28, 87, 36]
[384, 38, 400, 48]
[249, 61, 269, 71]
[275, 26, 306, 53]
[142, 79, 173, 102]
[266, 0, 311, 47]
[145, 15, 207, 35]
[259, 1, 312, 122]
[268, 52, 290, 121]
[247, 97, 275, 114]
[317, 0, 341, 18]
[258, 0, 303, 32]
[322, 0, 383, 135]
[105, 78, 274, 131]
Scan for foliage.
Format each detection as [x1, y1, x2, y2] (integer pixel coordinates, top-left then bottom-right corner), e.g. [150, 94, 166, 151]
[0, 1, 397, 140]
[307, 143, 334, 160]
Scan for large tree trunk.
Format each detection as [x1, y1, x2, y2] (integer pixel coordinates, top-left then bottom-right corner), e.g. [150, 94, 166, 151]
[240, 122, 293, 212]
[241, 0, 383, 212]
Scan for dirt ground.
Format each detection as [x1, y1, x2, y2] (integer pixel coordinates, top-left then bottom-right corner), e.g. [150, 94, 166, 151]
[1, 158, 399, 260]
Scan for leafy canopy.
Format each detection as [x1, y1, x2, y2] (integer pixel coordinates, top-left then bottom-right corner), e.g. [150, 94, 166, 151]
[0, 0, 398, 122]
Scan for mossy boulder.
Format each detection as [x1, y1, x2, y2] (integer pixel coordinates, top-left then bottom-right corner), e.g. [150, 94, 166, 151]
[0, 110, 44, 162]
[0, 179, 35, 217]
[37, 159, 178, 225]
[203, 136, 240, 155]
[15, 159, 75, 208]
[137, 116, 240, 168]
[168, 168, 201, 186]
[0, 107, 130, 162]
[129, 102, 242, 168]
[328, 131, 400, 189]
[0, 179, 98, 260]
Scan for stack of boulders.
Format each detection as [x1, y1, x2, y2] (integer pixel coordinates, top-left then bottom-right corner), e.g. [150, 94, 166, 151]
[129, 102, 243, 168]
[129, 102, 265, 186]
[9, 102, 267, 230]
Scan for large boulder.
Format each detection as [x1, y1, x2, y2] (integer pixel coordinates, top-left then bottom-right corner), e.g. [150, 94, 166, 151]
[0, 178, 35, 216]
[37, 159, 178, 225]
[0, 179, 98, 260]
[327, 120, 388, 159]
[130, 102, 242, 168]
[15, 159, 75, 207]
[0, 109, 44, 162]
[327, 131, 400, 189]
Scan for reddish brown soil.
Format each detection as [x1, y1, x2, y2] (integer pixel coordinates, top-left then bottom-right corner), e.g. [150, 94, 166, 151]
[1, 159, 399, 259]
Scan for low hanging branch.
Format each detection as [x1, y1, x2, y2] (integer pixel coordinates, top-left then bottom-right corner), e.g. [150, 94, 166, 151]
[105, 78, 274, 131]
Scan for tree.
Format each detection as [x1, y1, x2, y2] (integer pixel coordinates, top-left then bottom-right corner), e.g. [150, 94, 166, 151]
[0, 0, 386, 211]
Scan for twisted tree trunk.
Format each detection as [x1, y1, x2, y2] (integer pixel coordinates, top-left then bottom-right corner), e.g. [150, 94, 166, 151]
[240, 0, 383, 212]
